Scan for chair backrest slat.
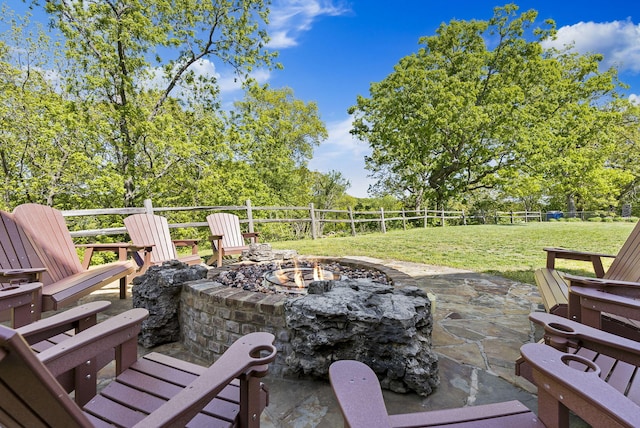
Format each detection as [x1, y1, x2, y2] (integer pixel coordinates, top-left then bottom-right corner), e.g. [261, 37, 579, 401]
[0, 211, 51, 285]
[0, 211, 43, 270]
[605, 220, 640, 282]
[207, 213, 245, 249]
[124, 214, 178, 264]
[13, 204, 83, 282]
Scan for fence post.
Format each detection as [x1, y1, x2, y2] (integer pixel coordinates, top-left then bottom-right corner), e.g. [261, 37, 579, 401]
[424, 208, 428, 228]
[380, 207, 386, 233]
[462, 210, 466, 225]
[510, 211, 514, 224]
[348, 207, 357, 236]
[441, 208, 445, 227]
[402, 209, 407, 230]
[309, 203, 317, 240]
[246, 199, 254, 233]
[144, 198, 154, 214]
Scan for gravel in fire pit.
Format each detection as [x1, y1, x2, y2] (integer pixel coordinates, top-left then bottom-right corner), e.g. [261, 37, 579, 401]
[210, 259, 389, 294]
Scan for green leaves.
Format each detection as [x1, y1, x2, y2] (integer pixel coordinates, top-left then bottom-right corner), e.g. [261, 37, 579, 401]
[350, 4, 627, 212]
[37, 0, 276, 207]
[230, 83, 327, 205]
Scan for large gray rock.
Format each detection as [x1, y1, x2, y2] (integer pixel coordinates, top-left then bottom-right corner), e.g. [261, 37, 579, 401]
[284, 280, 439, 396]
[132, 260, 208, 348]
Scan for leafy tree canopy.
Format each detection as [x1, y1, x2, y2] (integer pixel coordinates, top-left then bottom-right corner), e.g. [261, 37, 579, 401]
[350, 4, 627, 211]
[31, 0, 277, 207]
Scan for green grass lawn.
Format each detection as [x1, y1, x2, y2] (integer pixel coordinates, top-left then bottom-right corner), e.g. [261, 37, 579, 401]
[269, 221, 635, 285]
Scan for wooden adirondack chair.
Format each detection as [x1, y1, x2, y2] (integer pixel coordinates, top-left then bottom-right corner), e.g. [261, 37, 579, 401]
[207, 213, 259, 266]
[0, 209, 47, 325]
[124, 213, 202, 278]
[332, 343, 640, 428]
[535, 220, 640, 339]
[0, 307, 277, 427]
[516, 312, 640, 426]
[11, 204, 137, 306]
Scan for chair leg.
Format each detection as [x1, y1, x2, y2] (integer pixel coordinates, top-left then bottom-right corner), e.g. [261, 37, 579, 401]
[239, 374, 263, 428]
[206, 251, 218, 266]
[537, 387, 570, 428]
[119, 277, 127, 299]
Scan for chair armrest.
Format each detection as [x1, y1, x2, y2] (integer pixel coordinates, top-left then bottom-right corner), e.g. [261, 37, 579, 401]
[173, 239, 199, 255]
[543, 247, 616, 259]
[173, 239, 199, 246]
[16, 300, 111, 345]
[36, 308, 149, 377]
[77, 242, 154, 269]
[76, 242, 137, 249]
[127, 244, 155, 268]
[520, 343, 640, 427]
[0, 268, 46, 283]
[529, 312, 640, 367]
[208, 235, 224, 249]
[568, 283, 640, 328]
[127, 243, 155, 250]
[544, 247, 615, 278]
[329, 360, 392, 428]
[134, 331, 277, 428]
[77, 243, 154, 252]
[564, 273, 640, 290]
[242, 232, 259, 243]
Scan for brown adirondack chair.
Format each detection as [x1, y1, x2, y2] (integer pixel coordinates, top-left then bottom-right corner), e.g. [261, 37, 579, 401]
[332, 343, 640, 428]
[11, 204, 137, 306]
[535, 220, 640, 339]
[0, 209, 119, 390]
[0, 209, 47, 325]
[207, 213, 259, 266]
[124, 213, 202, 278]
[0, 307, 277, 427]
[516, 312, 640, 425]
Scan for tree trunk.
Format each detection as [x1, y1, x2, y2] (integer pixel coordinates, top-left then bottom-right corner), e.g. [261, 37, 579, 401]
[567, 193, 577, 218]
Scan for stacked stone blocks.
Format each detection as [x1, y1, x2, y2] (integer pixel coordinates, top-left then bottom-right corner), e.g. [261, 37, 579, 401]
[180, 279, 291, 376]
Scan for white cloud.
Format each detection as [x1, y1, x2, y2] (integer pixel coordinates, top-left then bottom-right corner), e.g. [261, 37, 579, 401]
[267, 31, 298, 49]
[542, 19, 640, 73]
[267, 0, 349, 49]
[630, 93, 640, 105]
[145, 59, 272, 97]
[218, 68, 272, 93]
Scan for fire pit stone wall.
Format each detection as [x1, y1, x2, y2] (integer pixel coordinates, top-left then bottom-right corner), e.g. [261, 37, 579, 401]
[179, 257, 439, 395]
[180, 280, 293, 376]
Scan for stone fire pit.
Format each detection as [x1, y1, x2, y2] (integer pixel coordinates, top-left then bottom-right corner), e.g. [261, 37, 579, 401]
[179, 256, 440, 396]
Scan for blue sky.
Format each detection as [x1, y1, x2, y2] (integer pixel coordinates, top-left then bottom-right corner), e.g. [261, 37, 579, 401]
[7, 1, 640, 198]
[255, 0, 640, 197]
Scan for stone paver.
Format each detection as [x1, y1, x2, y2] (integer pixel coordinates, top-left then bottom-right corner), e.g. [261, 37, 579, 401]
[79, 257, 545, 427]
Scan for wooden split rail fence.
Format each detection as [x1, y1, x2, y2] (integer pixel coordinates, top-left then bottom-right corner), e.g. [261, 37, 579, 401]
[61, 199, 542, 240]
